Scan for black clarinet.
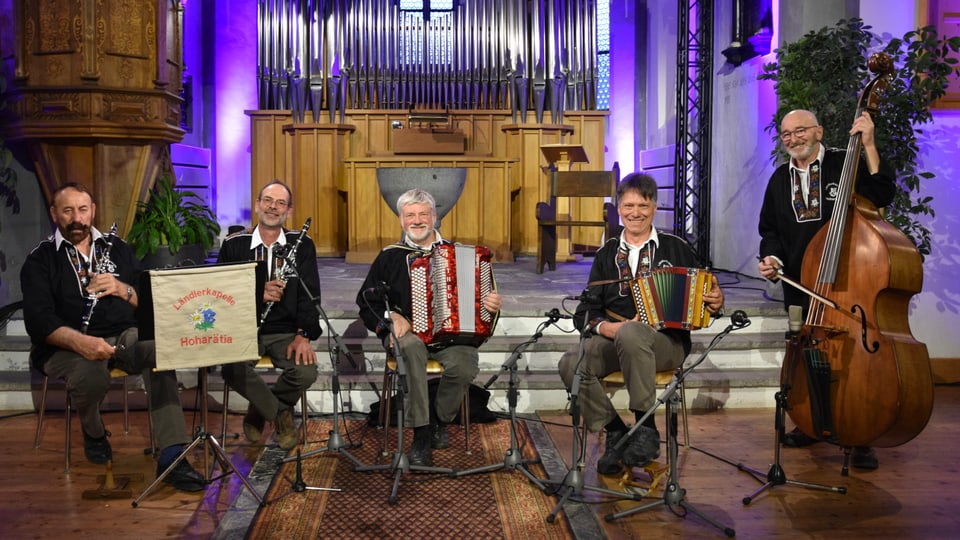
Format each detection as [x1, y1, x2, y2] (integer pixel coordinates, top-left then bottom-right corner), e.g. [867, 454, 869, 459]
[259, 217, 311, 326]
[80, 223, 118, 334]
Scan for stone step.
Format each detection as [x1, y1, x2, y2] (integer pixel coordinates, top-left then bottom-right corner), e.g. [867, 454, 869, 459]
[0, 307, 790, 413]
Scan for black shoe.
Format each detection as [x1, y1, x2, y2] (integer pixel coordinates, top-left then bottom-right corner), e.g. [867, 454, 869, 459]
[430, 423, 450, 450]
[597, 429, 626, 476]
[82, 430, 112, 465]
[408, 438, 433, 467]
[622, 426, 660, 467]
[157, 459, 206, 492]
[782, 427, 819, 448]
[851, 446, 879, 470]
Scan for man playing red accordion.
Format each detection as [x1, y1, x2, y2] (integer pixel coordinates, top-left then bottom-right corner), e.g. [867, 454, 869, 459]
[357, 188, 502, 467]
[558, 173, 724, 476]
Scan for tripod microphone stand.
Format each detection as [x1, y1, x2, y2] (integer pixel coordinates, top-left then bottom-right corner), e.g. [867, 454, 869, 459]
[354, 289, 453, 504]
[133, 366, 265, 507]
[278, 257, 366, 473]
[545, 313, 644, 523]
[604, 312, 757, 535]
[735, 313, 846, 505]
[454, 310, 563, 486]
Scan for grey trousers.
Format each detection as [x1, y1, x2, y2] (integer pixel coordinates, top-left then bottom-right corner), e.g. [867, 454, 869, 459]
[391, 332, 479, 428]
[42, 328, 189, 450]
[220, 333, 318, 421]
[558, 321, 685, 433]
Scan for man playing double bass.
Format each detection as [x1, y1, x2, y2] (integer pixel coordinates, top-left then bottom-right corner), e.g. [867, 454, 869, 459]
[757, 108, 897, 470]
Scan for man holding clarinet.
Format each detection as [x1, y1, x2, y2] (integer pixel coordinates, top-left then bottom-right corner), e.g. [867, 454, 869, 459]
[21, 182, 205, 491]
[217, 180, 322, 451]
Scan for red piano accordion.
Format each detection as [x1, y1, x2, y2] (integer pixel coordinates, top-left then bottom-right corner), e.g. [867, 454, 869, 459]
[409, 243, 497, 348]
[629, 266, 713, 330]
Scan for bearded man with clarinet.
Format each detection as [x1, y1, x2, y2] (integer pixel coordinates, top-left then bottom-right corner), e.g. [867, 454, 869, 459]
[217, 180, 322, 451]
[21, 182, 205, 491]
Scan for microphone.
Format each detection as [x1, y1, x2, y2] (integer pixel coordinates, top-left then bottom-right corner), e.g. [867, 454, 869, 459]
[731, 310, 751, 328]
[565, 288, 600, 302]
[545, 308, 572, 320]
[363, 281, 391, 299]
[788, 305, 803, 336]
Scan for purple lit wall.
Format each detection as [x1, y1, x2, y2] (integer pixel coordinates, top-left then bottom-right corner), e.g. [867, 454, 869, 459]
[208, 0, 259, 232]
[606, 1, 642, 172]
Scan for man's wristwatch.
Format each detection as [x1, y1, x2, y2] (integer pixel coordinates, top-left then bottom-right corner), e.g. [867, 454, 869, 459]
[125, 286, 134, 302]
[297, 329, 311, 339]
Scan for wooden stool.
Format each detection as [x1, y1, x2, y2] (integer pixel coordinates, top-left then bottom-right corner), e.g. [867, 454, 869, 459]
[33, 368, 146, 473]
[601, 368, 690, 448]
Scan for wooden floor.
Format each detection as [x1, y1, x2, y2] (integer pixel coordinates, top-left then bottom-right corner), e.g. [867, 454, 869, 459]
[1, 385, 958, 538]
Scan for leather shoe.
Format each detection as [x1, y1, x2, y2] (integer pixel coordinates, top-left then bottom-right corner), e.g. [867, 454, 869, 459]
[597, 429, 626, 476]
[782, 427, 819, 448]
[274, 407, 298, 451]
[157, 459, 205, 492]
[82, 430, 112, 465]
[851, 446, 879, 470]
[430, 423, 450, 449]
[622, 426, 661, 467]
[242, 404, 265, 443]
[408, 438, 433, 467]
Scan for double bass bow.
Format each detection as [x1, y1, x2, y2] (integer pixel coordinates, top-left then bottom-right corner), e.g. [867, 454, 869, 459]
[782, 53, 934, 449]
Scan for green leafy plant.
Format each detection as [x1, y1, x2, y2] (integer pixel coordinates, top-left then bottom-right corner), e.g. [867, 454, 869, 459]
[127, 175, 220, 259]
[758, 18, 960, 258]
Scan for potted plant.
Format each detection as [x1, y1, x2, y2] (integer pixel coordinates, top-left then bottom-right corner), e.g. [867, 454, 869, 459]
[758, 18, 960, 259]
[127, 174, 220, 268]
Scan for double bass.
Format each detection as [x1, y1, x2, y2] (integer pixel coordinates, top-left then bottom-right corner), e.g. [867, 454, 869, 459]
[782, 53, 934, 449]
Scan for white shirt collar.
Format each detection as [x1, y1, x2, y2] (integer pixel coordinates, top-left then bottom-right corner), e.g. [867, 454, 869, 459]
[249, 225, 288, 250]
[789, 143, 825, 175]
[54, 226, 104, 255]
[404, 229, 443, 250]
[619, 227, 660, 275]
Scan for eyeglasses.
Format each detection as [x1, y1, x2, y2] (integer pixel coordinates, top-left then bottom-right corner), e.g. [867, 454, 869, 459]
[259, 196, 289, 209]
[779, 125, 819, 142]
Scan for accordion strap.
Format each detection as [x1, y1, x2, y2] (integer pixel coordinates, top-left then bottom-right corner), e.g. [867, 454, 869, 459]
[604, 309, 628, 322]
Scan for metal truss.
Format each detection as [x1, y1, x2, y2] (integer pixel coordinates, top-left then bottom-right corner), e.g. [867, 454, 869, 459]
[673, 0, 714, 266]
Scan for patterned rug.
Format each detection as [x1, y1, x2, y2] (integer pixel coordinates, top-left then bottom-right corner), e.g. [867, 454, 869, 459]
[247, 418, 574, 539]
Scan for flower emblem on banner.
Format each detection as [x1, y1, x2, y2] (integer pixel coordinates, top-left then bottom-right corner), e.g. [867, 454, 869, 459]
[191, 303, 217, 331]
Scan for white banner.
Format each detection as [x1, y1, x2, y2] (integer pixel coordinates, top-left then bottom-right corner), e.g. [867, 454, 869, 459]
[150, 263, 259, 371]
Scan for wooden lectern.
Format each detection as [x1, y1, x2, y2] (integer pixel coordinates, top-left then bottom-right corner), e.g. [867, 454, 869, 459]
[540, 144, 590, 263]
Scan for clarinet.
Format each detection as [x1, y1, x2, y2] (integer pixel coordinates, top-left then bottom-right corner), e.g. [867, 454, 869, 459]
[259, 217, 311, 326]
[80, 223, 119, 334]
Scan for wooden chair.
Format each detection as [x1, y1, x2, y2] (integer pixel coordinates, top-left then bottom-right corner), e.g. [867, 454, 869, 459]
[33, 368, 146, 473]
[601, 368, 690, 448]
[379, 355, 471, 455]
[536, 162, 621, 274]
[219, 355, 309, 448]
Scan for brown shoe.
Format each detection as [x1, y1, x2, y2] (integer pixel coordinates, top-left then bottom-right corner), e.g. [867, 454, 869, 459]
[243, 404, 265, 443]
[275, 407, 298, 451]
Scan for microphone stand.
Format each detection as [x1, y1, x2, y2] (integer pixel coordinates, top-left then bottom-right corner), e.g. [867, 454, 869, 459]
[453, 311, 561, 486]
[353, 288, 453, 505]
[544, 310, 644, 524]
[603, 319, 745, 536]
[278, 258, 367, 478]
[732, 322, 846, 505]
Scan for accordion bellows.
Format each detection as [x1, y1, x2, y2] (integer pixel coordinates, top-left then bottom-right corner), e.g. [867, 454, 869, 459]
[410, 244, 496, 348]
[629, 266, 713, 330]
